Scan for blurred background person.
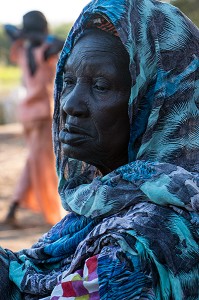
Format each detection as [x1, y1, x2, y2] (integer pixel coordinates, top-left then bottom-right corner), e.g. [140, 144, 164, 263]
[3, 10, 65, 226]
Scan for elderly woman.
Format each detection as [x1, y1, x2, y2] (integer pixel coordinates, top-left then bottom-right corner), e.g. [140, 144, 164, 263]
[0, 0, 199, 299]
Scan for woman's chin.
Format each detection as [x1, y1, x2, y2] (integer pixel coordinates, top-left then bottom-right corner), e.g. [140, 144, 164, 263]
[62, 143, 90, 162]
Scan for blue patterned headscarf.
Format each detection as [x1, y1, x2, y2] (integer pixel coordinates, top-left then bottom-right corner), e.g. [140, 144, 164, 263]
[53, 0, 199, 214]
[1, 1, 199, 299]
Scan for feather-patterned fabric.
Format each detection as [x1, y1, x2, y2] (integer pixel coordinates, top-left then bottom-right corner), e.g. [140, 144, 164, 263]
[0, 0, 199, 299]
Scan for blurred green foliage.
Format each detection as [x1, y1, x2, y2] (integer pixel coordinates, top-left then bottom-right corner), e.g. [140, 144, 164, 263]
[0, 65, 21, 92]
[0, 65, 21, 82]
[0, 26, 12, 64]
[51, 23, 73, 40]
[171, 0, 199, 27]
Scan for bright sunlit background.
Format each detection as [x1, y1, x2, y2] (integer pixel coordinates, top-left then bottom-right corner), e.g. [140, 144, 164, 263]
[0, 0, 90, 25]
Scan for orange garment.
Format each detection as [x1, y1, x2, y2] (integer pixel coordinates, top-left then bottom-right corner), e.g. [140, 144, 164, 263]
[10, 40, 62, 225]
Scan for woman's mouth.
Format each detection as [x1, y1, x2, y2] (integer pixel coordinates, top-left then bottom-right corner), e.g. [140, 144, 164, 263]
[64, 124, 89, 135]
[59, 124, 92, 145]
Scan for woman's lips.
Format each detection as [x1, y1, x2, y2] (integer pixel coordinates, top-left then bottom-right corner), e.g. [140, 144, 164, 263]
[64, 124, 90, 135]
[59, 124, 92, 145]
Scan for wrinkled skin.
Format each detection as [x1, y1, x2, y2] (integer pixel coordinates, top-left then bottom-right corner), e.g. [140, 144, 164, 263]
[59, 29, 132, 175]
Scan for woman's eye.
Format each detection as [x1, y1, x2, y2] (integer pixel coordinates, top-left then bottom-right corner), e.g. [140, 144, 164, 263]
[63, 76, 75, 87]
[94, 85, 106, 91]
[93, 80, 110, 92]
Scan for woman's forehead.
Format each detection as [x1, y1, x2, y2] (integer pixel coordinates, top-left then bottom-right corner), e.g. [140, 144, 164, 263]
[64, 48, 119, 77]
[73, 29, 122, 52]
[64, 34, 130, 76]
[65, 29, 129, 68]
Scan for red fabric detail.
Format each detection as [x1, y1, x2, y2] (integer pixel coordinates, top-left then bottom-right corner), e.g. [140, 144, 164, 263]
[62, 281, 76, 297]
[86, 255, 98, 274]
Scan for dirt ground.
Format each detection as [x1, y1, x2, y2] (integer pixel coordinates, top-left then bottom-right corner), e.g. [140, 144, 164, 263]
[0, 123, 52, 251]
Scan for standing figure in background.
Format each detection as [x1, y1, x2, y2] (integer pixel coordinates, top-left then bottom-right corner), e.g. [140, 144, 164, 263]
[4, 10, 64, 226]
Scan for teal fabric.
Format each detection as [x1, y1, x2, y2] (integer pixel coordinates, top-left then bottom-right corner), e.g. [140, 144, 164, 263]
[0, 0, 199, 299]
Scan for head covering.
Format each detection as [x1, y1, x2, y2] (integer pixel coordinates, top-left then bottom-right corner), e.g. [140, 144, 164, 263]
[4, 10, 48, 42]
[4, 11, 64, 75]
[22, 10, 48, 36]
[53, 0, 199, 212]
[1, 1, 199, 299]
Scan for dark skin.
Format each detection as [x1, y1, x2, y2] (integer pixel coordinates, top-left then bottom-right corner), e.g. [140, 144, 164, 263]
[59, 29, 132, 175]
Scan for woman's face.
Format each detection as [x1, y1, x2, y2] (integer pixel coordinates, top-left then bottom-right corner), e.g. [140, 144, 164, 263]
[59, 30, 131, 174]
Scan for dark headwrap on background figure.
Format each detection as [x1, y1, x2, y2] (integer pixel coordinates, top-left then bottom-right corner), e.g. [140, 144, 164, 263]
[4, 10, 64, 76]
[0, 0, 199, 299]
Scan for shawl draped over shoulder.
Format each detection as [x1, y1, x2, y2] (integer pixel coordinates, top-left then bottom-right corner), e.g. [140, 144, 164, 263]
[1, 0, 199, 299]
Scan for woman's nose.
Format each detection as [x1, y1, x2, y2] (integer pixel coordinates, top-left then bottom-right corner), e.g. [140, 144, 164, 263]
[61, 84, 89, 117]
